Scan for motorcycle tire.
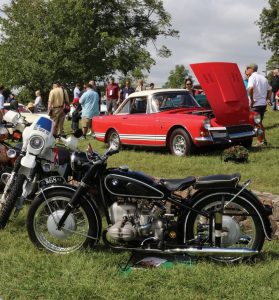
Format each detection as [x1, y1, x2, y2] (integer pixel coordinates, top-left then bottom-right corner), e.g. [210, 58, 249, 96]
[27, 188, 101, 254]
[0, 174, 26, 229]
[184, 191, 265, 263]
[0, 166, 13, 193]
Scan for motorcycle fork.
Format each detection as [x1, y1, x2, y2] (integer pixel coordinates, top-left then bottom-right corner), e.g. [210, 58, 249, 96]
[57, 164, 99, 230]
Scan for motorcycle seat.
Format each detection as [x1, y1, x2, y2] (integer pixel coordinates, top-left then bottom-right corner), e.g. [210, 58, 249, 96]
[160, 176, 196, 191]
[194, 173, 240, 189]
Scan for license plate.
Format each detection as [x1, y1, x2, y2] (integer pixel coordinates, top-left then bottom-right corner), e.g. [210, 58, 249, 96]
[38, 176, 66, 189]
[212, 131, 227, 138]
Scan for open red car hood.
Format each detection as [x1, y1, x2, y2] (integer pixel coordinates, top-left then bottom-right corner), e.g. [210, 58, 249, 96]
[190, 62, 249, 125]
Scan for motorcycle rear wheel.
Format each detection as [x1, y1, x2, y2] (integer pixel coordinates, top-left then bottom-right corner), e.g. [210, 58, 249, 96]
[27, 188, 101, 253]
[185, 192, 265, 262]
[0, 174, 26, 229]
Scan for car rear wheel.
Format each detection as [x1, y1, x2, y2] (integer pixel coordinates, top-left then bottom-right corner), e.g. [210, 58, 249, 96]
[169, 128, 192, 156]
[107, 130, 121, 151]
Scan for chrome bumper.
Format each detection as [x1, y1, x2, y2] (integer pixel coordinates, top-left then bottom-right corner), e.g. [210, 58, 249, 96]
[195, 130, 256, 143]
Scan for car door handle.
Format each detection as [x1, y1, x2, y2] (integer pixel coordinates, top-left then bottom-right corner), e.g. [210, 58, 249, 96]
[122, 117, 128, 119]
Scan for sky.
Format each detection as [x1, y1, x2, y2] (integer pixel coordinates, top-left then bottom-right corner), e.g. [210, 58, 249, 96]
[147, 0, 272, 86]
[0, 0, 272, 87]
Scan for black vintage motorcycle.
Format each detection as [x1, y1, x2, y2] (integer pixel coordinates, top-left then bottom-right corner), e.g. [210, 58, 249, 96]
[27, 146, 272, 262]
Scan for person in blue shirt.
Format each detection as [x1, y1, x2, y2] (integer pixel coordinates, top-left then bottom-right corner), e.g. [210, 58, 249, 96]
[79, 83, 99, 138]
[119, 79, 135, 105]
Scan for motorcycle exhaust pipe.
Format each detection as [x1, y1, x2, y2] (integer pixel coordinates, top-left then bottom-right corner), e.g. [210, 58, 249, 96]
[162, 247, 258, 257]
[112, 245, 258, 257]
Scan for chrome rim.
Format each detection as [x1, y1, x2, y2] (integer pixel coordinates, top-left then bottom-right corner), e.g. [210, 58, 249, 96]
[109, 132, 120, 150]
[172, 134, 187, 156]
[33, 196, 90, 253]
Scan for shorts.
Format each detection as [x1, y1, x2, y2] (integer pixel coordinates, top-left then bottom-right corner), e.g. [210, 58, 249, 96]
[106, 99, 118, 112]
[82, 117, 91, 128]
[252, 105, 267, 122]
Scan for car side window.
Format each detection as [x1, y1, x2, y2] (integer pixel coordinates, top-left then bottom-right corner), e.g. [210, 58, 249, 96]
[130, 97, 147, 114]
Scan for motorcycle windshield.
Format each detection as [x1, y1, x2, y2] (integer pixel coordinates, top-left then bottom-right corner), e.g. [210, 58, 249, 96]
[190, 62, 250, 125]
[33, 117, 53, 134]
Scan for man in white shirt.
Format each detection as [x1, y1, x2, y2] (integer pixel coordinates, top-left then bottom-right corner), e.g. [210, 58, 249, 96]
[73, 83, 81, 98]
[247, 63, 272, 146]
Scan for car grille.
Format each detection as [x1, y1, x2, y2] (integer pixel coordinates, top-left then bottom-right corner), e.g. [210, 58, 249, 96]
[226, 125, 254, 134]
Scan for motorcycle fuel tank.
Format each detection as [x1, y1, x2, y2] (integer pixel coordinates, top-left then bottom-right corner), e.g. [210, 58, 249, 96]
[105, 167, 165, 199]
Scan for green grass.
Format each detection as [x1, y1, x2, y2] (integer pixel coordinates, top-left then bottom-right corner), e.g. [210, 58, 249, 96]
[1, 108, 279, 299]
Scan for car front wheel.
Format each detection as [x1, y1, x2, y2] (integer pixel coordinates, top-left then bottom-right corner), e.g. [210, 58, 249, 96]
[169, 128, 192, 156]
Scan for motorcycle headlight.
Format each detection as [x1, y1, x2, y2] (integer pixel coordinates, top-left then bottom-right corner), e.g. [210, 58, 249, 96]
[71, 151, 88, 171]
[253, 113, 261, 124]
[203, 118, 211, 130]
[29, 135, 45, 150]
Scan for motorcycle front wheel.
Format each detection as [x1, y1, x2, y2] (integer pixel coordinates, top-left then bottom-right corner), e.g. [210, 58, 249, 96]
[185, 191, 265, 262]
[27, 188, 101, 253]
[0, 174, 26, 229]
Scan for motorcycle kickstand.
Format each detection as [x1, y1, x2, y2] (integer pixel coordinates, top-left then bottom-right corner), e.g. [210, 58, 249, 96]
[118, 251, 137, 273]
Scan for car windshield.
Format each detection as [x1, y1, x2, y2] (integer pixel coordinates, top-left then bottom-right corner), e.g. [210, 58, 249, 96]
[150, 92, 200, 113]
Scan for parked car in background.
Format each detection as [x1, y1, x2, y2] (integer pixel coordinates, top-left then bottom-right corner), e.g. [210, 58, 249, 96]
[4, 103, 49, 124]
[93, 62, 260, 156]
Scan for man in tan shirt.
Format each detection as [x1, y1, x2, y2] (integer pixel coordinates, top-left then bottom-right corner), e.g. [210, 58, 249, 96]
[48, 81, 69, 137]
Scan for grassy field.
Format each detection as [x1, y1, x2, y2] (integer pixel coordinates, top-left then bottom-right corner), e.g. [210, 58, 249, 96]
[0, 108, 279, 299]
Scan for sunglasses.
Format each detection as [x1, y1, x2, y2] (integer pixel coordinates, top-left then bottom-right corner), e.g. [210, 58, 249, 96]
[186, 83, 192, 86]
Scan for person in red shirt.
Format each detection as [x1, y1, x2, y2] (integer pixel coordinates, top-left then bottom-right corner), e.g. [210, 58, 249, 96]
[105, 77, 119, 114]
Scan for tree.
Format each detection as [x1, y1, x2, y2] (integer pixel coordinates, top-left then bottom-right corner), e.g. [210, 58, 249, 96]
[256, 0, 279, 69]
[0, 0, 178, 100]
[163, 65, 191, 88]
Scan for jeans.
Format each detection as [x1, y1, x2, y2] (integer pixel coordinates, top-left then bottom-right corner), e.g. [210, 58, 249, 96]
[272, 92, 278, 110]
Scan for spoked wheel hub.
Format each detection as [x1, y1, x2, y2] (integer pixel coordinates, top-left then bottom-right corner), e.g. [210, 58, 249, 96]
[47, 210, 76, 240]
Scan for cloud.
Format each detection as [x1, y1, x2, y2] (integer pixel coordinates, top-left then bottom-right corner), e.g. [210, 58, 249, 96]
[148, 0, 272, 86]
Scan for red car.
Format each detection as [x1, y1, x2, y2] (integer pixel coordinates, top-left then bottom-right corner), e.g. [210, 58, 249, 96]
[93, 62, 261, 156]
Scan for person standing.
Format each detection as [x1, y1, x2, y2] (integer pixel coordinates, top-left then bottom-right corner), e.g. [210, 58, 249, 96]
[246, 63, 272, 146]
[270, 69, 279, 111]
[89, 80, 102, 110]
[34, 90, 43, 112]
[0, 86, 5, 121]
[105, 77, 119, 114]
[73, 82, 81, 99]
[48, 81, 69, 137]
[184, 78, 196, 98]
[121, 79, 135, 104]
[79, 83, 99, 138]
[135, 79, 146, 92]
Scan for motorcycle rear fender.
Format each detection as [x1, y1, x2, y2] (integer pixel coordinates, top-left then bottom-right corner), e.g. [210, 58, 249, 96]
[36, 184, 102, 240]
[21, 153, 36, 169]
[183, 187, 272, 241]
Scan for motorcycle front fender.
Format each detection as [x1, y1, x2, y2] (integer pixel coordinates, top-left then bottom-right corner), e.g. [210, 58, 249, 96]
[184, 186, 272, 241]
[21, 153, 36, 169]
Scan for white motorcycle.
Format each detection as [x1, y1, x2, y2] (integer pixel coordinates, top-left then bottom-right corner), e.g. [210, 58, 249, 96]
[0, 115, 79, 229]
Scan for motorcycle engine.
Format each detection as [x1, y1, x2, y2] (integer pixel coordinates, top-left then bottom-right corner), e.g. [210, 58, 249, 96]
[107, 200, 165, 242]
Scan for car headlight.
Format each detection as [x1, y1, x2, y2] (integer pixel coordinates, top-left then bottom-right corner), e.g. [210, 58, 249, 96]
[253, 113, 261, 124]
[203, 118, 211, 130]
[29, 135, 45, 150]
